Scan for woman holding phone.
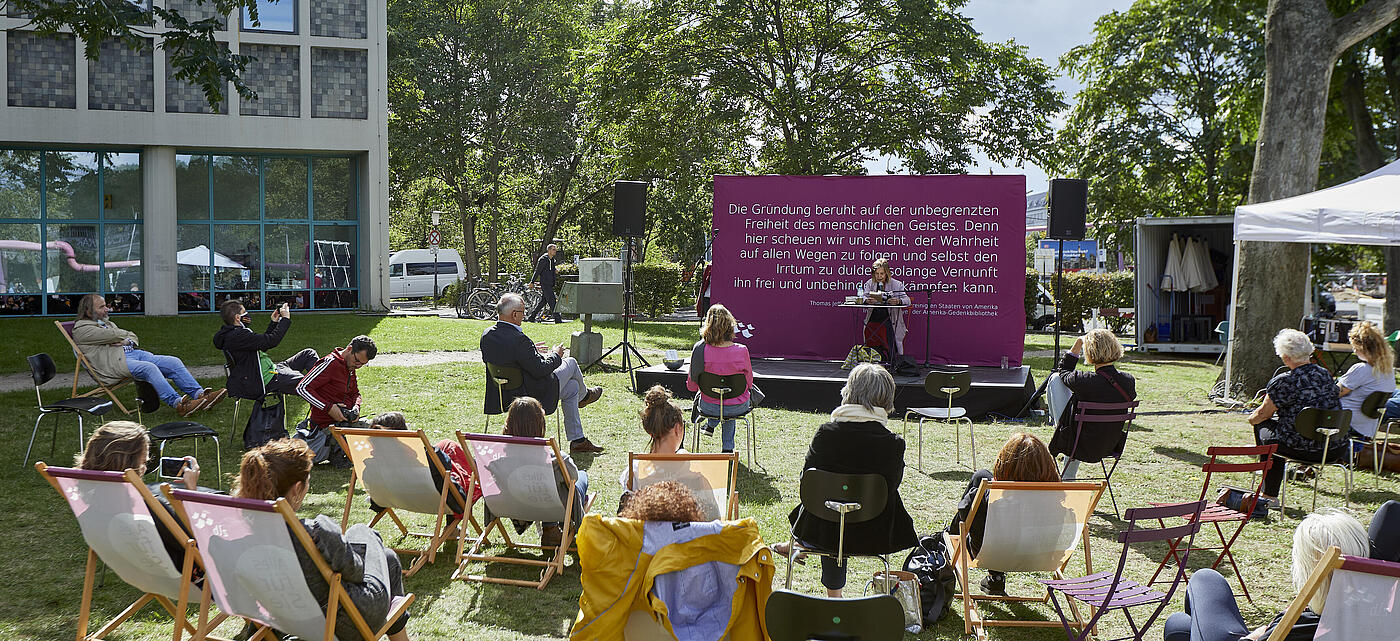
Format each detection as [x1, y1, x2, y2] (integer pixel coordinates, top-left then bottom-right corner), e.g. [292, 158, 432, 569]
[213, 299, 321, 399]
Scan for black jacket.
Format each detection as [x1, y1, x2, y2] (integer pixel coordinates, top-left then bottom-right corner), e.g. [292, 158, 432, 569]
[480, 321, 561, 415]
[532, 254, 556, 289]
[788, 420, 918, 555]
[1048, 352, 1137, 463]
[213, 318, 290, 400]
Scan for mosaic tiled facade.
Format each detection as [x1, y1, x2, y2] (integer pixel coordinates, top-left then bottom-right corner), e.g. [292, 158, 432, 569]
[311, 48, 366, 119]
[311, 0, 366, 39]
[89, 39, 154, 112]
[7, 31, 76, 108]
[165, 44, 228, 114]
[166, 0, 228, 30]
[240, 43, 299, 117]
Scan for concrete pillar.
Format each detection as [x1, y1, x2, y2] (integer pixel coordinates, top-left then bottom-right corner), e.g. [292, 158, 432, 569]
[360, 150, 389, 311]
[142, 146, 177, 315]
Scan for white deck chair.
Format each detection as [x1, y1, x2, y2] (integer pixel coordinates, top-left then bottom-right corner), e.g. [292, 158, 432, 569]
[943, 480, 1105, 640]
[332, 427, 481, 576]
[1267, 547, 1400, 641]
[35, 463, 224, 641]
[163, 488, 414, 641]
[627, 452, 739, 521]
[453, 431, 594, 590]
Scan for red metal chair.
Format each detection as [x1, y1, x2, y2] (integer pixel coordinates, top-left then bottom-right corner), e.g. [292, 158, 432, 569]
[1042, 499, 1207, 641]
[1146, 444, 1277, 602]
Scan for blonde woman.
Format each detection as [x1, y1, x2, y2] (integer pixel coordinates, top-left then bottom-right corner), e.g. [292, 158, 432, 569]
[687, 304, 754, 453]
[1336, 321, 1395, 438]
[1046, 328, 1137, 480]
[860, 257, 911, 361]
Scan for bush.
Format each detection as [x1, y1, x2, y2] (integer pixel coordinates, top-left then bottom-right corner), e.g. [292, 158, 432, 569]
[555, 262, 578, 293]
[435, 279, 470, 307]
[1025, 269, 1040, 322]
[633, 262, 684, 318]
[1046, 270, 1137, 333]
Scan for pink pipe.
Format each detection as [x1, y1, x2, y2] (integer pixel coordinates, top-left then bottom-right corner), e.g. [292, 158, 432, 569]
[0, 239, 141, 272]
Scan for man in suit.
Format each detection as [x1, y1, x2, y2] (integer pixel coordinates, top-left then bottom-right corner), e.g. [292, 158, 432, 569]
[528, 243, 561, 323]
[482, 293, 604, 454]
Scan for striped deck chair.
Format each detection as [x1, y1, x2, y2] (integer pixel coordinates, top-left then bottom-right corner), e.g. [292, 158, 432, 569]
[627, 452, 739, 520]
[36, 463, 225, 641]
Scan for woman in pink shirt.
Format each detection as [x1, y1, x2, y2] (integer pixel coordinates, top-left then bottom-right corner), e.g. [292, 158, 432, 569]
[687, 304, 753, 453]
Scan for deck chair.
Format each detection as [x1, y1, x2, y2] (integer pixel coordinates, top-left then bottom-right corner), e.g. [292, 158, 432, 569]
[484, 362, 561, 440]
[453, 431, 594, 590]
[1146, 444, 1276, 602]
[332, 427, 482, 576]
[35, 463, 224, 641]
[1060, 399, 1139, 518]
[627, 452, 739, 520]
[1266, 547, 1400, 641]
[1042, 500, 1207, 641]
[1279, 407, 1353, 511]
[764, 589, 904, 641]
[943, 479, 1105, 641]
[902, 368, 974, 471]
[55, 320, 137, 416]
[163, 488, 415, 641]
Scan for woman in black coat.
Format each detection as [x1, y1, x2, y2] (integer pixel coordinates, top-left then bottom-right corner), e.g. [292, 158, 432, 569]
[779, 363, 918, 597]
[1047, 329, 1136, 479]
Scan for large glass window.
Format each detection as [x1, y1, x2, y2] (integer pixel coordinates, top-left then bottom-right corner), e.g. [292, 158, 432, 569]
[177, 153, 359, 311]
[241, 0, 296, 33]
[0, 148, 142, 315]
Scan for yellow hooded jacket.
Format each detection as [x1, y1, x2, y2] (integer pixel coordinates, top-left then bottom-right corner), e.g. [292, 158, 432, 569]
[570, 515, 775, 641]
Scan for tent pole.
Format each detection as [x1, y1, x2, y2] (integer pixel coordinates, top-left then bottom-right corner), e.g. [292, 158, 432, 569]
[1224, 240, 1243, 398]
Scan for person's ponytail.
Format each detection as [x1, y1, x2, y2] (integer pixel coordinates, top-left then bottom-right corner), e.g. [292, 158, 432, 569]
[233, 439, 313, 500]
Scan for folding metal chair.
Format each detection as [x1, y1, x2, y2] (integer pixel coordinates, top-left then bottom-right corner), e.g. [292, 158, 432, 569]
[627, 452, 739, 521]
[163, 488, 414, 641]
[690, 371, 759, 468]
[55, 320, 137, 415]
[1042, 500, 1207, 641]
[35, 464, 225, 641]
[1278, 407, 1353, 511]
[25, 353, 116, 468]
[943, 479, 1105, 641]
[1147, 444, 1276, 602]
[1266, 547, 1400, 641]
[453, 431, 594, 589]
[1059, 399, 1139, 518]
[332, 427, 482, 576]
[783, 469, 891, 590]
[902, 368, 973, 471]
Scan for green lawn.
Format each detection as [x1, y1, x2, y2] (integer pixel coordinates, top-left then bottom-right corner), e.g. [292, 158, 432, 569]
[1, 316, 1395, 640]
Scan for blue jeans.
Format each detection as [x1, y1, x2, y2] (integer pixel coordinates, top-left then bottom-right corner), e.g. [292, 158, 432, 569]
[554, 357, 587, 442]
[1162, 569, 1249, 641]
[545, 470, 589, 531]
[1382, 390, 1400, 423]
[697, 397, 749, 452]
[125, 348, 202, 407]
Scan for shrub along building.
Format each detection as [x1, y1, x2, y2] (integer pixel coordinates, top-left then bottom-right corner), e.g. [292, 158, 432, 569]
[0, 0, 389, 316]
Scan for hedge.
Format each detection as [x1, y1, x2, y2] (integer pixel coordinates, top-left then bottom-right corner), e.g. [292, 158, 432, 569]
[633, 261, 685, 318]
[1030, 269, 1135, 332]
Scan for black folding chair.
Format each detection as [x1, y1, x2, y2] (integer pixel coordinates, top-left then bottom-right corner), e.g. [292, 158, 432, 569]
[24, 353, 116, 467]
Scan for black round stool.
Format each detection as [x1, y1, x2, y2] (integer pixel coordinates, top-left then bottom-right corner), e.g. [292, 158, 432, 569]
[148, 421, 222, 489]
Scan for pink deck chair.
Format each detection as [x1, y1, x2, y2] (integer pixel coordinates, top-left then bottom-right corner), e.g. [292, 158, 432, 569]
[1267, 547, 1400, 640]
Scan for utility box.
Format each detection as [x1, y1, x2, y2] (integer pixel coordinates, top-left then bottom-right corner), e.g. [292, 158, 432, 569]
[571, 330, 603, 369]
[576, 258, 624, 284]
[557, 281, 624, 315]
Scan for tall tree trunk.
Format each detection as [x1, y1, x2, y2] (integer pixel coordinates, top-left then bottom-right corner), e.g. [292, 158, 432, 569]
[1230, 0, 1400, 394]
[1340, 50, 1398, 331]
[1377, 33, 1400, 333]
[487, 149, 501, 282]
[457, 190, 480, 282]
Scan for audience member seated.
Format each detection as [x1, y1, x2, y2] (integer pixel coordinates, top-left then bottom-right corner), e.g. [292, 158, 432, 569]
[366, 412, 479, 519]
[1046, 329, 1136, 480]
[945, 432, 1061, 596]
[686, 304, 756, 454]
[618, 481, 705, 522]
[1335, 321, 1395, 440]
[75, 420, 211, 570]
[1248, 329, 1346, 508]
[501, 397, 589, 548]
[774, 363, 917, 598]
[1370, 500, 1400, 563]
[618, 385, 689, 492]
[1163, 509, 1369, 641]
[296, 335, 376, 466]
[72, 294, 225, 417]
[213, 299, 319, 399]
[234, 439, 412, 641]
[481, 293, 605, 455]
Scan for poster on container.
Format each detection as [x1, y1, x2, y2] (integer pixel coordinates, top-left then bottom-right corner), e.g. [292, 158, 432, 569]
[710, 175, 1027, 366]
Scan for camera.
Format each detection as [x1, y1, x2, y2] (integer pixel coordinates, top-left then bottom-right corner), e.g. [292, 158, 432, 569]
[340, 406, 359, 422]
[159, 456, 191, 479]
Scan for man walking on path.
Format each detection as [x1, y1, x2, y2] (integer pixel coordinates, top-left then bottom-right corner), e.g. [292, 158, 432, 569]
[529, 243, 561, 323]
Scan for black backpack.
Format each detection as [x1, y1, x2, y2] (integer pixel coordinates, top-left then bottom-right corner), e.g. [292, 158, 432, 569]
[243, 395, 288, 449]
[902, 533, 958, 625]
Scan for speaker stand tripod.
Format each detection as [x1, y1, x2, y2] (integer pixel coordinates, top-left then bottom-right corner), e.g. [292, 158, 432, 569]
[588, 237, 649, 391]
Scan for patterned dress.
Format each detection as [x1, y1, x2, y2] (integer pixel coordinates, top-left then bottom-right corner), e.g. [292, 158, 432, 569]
[1264, 363, 1341, 455]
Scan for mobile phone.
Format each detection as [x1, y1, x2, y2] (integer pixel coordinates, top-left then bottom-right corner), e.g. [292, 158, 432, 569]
[159, 456, 189, 479]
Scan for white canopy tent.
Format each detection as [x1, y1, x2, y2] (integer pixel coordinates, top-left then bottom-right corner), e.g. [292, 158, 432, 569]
[1226, 158, 1400, 393]
[177, 245, 246, 269]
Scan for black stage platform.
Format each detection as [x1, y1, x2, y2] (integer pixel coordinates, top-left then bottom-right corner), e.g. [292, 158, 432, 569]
[635, 359, 1036, 419]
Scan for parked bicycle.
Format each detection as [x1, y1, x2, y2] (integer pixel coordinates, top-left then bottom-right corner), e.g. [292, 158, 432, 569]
[456, 275, 541, 320]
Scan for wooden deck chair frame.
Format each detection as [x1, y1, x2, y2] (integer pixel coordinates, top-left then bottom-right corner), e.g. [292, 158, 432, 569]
[943, 479, 1105, 641]
[331, 427, 483, 577]
[35, 463, 229, 641]
[55, 320, 137, 416]
[1266, 546, 1400, 641]
[451, 431, 594, 590]
[626, 452, 739, 520]
[163, 488, 415, 641]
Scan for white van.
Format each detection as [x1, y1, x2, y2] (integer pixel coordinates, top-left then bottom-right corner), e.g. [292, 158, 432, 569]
[388, 248, 465, 298]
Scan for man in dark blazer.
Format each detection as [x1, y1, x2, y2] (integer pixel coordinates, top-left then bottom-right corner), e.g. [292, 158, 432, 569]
[482, 293, 604, 453]
[528, 243, 561, 323]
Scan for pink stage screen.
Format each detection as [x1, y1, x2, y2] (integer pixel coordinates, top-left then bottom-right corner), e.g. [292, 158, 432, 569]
[711, 175, 1027, 366]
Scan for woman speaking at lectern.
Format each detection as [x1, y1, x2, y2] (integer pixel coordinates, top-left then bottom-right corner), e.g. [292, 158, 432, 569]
[862, 257, 910, 361]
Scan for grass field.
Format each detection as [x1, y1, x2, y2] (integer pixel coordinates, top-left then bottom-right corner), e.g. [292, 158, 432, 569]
[2, 314, 1395, 640]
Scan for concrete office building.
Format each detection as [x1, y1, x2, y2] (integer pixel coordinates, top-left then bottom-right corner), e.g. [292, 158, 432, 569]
[0, 0, 388, 316]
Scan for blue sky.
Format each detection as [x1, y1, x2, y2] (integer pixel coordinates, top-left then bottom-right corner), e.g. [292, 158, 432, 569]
[865, 0, 1136, 193]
